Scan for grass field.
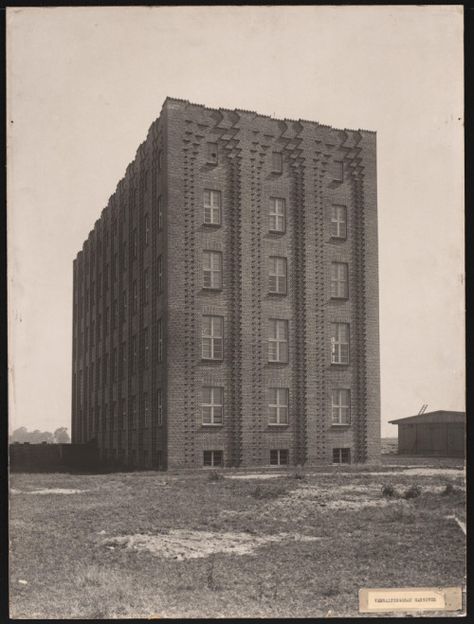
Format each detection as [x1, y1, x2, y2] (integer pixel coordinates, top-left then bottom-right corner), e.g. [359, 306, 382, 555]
[10, 457, 466, 618]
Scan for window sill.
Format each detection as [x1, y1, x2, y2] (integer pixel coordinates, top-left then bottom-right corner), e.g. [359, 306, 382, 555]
[330, 236, 347, 242]
[202, 223, 222, 229]
[268, 423, 289, 428]
[330, 362, 350, 367]
[268, 361, 289, 365]
[201, 358, 224, 363]
[330, 296, 349, 301]
[202, 287, 223, 292]
[331, 423, 351, 428]
[268, 229, 286, 235]
[202, 423, 224, 428]
[268, 291, 287, 297]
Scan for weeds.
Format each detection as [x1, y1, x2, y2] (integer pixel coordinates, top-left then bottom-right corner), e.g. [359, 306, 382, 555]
[250, 484, 288, 500]
[208, 470, 224, 482]
[442, 483, 455, 496]
[403, 485, 422, 499]
[381, 484, 397, 498]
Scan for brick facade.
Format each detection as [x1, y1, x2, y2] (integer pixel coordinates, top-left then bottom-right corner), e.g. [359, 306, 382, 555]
[71, 97, 381, 470]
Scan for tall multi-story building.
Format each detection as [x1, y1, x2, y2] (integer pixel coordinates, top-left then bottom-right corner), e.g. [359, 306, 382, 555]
[71, 97, 380, 470]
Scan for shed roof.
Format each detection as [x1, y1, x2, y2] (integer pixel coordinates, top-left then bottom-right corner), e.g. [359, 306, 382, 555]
[389, 410, 465, 425]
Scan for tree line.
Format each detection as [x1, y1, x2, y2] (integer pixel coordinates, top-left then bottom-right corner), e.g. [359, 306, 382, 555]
[9, 427, 71, 444]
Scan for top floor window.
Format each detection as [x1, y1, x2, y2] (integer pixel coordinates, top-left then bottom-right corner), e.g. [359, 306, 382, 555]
[269, 198, 286, 233]
[203, 190, 221, 226]
[272, 152, 283, 173]
[330, 205, 347, 239]
[333, 160, 344, 182]
[207, 142, 218, 165]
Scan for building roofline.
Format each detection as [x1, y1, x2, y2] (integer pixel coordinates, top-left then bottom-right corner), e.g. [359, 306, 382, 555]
[389, 410, 466, 424]
[163, 96, 376, 134]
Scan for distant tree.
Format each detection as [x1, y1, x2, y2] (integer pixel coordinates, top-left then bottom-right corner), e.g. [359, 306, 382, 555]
[9, 427, 55, 444]
[53, 427, 70, 444]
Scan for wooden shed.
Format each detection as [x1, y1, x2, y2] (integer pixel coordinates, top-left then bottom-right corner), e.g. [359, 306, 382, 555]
[389, 410, 465, 458]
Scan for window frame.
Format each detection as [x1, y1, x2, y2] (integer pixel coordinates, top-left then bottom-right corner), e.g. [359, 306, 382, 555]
[270, 449, 289, 466]
[201, 315, 224, 361]
[330, 322, 350, 365]
[330, 205, 347, 240]
[332, 447, 351, 464]
[206, 142, 218, 165]
[269, 198, 286, 233]
[271, 151, 283, 173]
[268, 319, 289, 363]
[331, 388, 351, 425]
[201, 386, 224, 426]
[203, 250, 223, 290]
[330, 262, 349, 299]
[269, 256, 287, 294]
[203, 450, 224, 467]
[203, 189, 222, 226]
[268, 388, 289, 425]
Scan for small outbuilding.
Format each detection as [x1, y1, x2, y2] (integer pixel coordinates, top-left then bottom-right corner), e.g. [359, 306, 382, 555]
[389, 410, 465, 458]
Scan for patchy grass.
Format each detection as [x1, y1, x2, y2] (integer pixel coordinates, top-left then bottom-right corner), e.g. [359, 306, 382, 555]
[9, 461, 466, 618]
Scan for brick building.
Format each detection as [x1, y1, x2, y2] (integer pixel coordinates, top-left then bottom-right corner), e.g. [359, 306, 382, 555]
[71, 97, 380, 470]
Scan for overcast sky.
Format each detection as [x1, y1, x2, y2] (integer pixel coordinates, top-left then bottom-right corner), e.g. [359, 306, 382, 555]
[7, 6, 464, 437]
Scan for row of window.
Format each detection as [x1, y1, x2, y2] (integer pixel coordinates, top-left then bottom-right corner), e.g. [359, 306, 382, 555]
[202, 317, 351, 365]
[79, 195, 347, 284]
[203, 252, 349, 297]
[82, 390, 163, 431]
[203, 447, 350, 467]
[203, 191, 348, 238]
[202, 386, 351, 426]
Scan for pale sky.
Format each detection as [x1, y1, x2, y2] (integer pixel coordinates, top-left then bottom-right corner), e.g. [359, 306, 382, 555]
[7, 6, 464, 437]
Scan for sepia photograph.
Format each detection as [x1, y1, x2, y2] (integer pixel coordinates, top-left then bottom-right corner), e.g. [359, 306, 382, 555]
[7, 5, 465, 618]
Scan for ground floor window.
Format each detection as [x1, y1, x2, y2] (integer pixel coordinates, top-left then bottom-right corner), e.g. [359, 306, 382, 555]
[203, 450, 223, 467]
[332, 447, 351, 464]
[270, 449, 289, 465]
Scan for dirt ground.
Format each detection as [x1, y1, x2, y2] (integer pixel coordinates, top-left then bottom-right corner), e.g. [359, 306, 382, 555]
[9, 456, 466, 618]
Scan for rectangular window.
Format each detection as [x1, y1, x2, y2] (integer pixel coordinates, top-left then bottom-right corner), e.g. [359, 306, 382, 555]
[268, 319, 288, 363]
[272, 152, 283, 173]
[270, 449, 289, 465]
[144, 269, 150, 304]
[112, 299, 118, 329]
[130, 395, 137, 429]
[112, 348, 117, 382]
[157, 196, 163, 231]
[157, 389, 163, 425]
[207, 142, 218, 164]
[268, 388, 289, 425]
[203, 251, 222, 289]
[144, 327, 150, 369]
[202, 315, 224, 360]
[158, 150, 163, 171]
[144, 393, 150, 427]
[330, 323, 350, 365]
[330, 262, 349, 299]
[122, 290, 127, 323]
[203, 450, 223, 467]
[131, 334, 137, 374]
[132, 228, 138, 259]
[132, 280, 138, 314]
[269, 198, 286, 233]
[333, 448, 351, 464]
[269, 257, 287, 294]
[201, 387, 224, 425]
[158, 318, 163, 362]
[158, 255, 163, 293]
[330, 205, 347, 239]
[144, 213, 150, 246]
[121, 341, 126, 379]
[331, 389, 351, 425]
[333, 160, 344, 182]
[203, 190, 221, 225]
[122, 241, 127, 271]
